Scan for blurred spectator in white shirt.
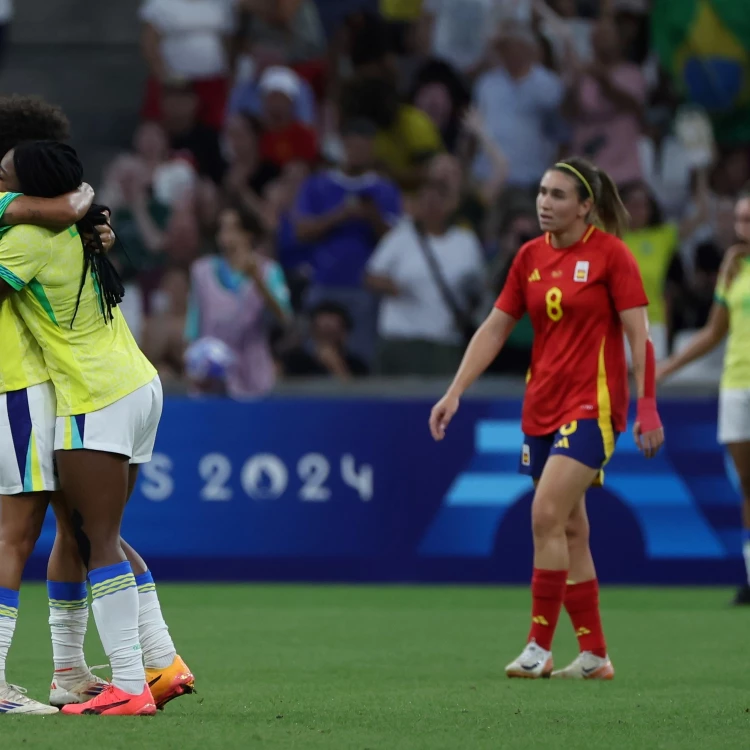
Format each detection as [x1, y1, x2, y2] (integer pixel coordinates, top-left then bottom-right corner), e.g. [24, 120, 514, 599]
[140, 0, 236, 130]
[473, 21, 564, 189]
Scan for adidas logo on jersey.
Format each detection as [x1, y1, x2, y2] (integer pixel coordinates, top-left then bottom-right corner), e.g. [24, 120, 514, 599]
[528, 269, 541, 282]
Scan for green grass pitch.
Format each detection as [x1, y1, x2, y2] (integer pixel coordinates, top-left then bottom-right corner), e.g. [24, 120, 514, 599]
[1, 585, 748, 749]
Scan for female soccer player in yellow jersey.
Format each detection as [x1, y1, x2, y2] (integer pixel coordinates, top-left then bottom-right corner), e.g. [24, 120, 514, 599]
[0, 141, 191, 716]
[0, 98, 192, 714]
[658, 188, 750, 605]
[0, 184, 97, 714]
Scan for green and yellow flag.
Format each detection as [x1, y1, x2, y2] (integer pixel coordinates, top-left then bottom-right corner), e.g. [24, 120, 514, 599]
[652, 0, 750, 144]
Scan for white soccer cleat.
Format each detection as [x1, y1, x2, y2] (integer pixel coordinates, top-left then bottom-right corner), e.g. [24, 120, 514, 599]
[505, 641, 553, 679]
[0, 683, 59, 714]
[551, 651, 614, 680]
[49, 666, 109, 707]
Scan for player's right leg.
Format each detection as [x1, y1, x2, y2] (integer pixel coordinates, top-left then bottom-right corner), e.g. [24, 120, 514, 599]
[725, 441, 750, 605]
[0, 383, 62, 714]
[551, 497, 614, 680]
[47, 492, 109, 707]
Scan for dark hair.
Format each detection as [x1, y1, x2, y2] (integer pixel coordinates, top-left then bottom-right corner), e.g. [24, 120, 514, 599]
[552, 156, 630, 237]
[0, 95, 70, 158]
[619, 180, 663, 227]
[12, 140, 123, 326]
[340, 77, 399, 130]
[222, 202, 265, 240]
[310, 301, 352, 331]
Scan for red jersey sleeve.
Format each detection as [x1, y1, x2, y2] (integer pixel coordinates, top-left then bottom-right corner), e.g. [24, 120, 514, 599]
[494, 249, 527, 319]
[606, 239, 649, 312]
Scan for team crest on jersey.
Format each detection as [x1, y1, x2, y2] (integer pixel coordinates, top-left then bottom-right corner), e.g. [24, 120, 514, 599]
[521, 444, 531, 466]
[574, 260, 589, 282]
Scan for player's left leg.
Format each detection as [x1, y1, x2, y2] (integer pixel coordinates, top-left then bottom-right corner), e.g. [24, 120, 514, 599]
[123, 384, 195, 709]
[506, 455, 598, 679]
[551, 496, 614, 680]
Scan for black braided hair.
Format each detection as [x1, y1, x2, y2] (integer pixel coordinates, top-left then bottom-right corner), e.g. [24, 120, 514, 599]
[12, 140, 124, 326]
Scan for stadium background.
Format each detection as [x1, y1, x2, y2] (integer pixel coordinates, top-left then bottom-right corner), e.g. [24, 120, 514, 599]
[2, 0, 747, 586]
[2, 2, 750, 747]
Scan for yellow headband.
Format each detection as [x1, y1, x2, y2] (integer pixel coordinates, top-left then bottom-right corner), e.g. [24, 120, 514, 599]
[554, 162, 594, 201]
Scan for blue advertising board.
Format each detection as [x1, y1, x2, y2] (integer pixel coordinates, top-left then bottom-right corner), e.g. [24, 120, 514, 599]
[27, 397, 745, 584]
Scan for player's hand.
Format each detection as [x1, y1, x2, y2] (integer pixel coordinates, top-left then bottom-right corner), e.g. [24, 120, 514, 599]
[633, 397, 664, 459]
[429, 393, 460, 441]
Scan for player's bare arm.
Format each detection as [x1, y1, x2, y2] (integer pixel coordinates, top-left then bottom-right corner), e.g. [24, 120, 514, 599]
[2, 183, 94, 228]
[429, 308, 517, 441]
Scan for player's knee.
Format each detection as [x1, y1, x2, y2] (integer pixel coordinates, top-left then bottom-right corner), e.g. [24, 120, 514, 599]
[0, 523, 41, 562]
[531, 502, 565, 540]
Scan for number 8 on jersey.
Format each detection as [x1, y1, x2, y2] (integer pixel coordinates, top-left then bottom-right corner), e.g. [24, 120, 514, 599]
[545, 286, 563, 321]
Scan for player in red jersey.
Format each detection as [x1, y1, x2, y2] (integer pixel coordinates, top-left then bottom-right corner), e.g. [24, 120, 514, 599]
[430, 156, 664, 680]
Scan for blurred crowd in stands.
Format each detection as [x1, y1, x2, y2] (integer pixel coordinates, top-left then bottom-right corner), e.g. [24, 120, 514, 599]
[97, 0, 749, 395]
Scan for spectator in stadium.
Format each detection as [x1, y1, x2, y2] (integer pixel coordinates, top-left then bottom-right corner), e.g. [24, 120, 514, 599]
[222, 112, 281, 222]
[409, 59, 470, 154]
[417, 0, 516, 79]
[228, 41, 317, 127]
[472, 20, 564, 190]
[257, 66, 318, 169]
[366, 153, 485, 376]
[565, 14, 646, 185]
[139, 0, 235, 130]
[234, 0, 326, 73]
[159, 81, 224, 184]
[294, 118, 401, 363]
[282, 302, 369, 380]
[620, 172, 711, 358]
[485, 199, 540, 375]
[141, 266, 190, 390]
[99, 122, 200, 341]
[186, 205, 292, 398]
[340, 74, 443, 191]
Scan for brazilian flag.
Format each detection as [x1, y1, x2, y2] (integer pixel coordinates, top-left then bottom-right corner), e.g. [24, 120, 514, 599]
[652, 0, 750, 144]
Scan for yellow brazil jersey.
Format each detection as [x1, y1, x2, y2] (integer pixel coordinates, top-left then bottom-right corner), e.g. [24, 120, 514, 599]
[0, 224, 156, 416]
[379, 0, 423, 21]
[0, 191, 51, 394]
[375, 105, 443, 185]
[715, 258, 750, 390]
[622, 223, 678, 326]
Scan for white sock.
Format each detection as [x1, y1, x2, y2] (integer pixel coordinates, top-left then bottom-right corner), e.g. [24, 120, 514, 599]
[89, 562, 144, 695]
[0, 587, 19, 685]
[47, 581, 89, 679]
[743, 537, 750, 586]
[135, 572, 177, 669]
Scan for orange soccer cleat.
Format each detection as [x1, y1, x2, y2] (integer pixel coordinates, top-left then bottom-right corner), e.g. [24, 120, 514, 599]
[146, 655, 195, 710]
[61, 683, 156, 716]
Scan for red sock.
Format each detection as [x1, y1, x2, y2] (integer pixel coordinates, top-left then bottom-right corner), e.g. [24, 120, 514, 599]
[527, 568, 567, 651]
[564, 579, 607, 658]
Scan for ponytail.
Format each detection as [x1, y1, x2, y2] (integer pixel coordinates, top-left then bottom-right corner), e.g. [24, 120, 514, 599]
[593, 168, 629, 238]
[553, 156, 630, 238]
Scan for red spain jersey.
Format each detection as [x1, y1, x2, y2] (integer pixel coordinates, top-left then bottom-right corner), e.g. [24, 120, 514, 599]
[495, 226, 648, 436]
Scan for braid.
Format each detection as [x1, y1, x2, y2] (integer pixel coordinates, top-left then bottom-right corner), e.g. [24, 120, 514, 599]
[12, 141, 125, 326]
[71, 204, 124, 326]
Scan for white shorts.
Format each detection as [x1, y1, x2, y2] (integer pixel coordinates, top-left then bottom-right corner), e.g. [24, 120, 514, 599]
[718, 389, 750, 445]
[0, 381, 59, 495]
[55, 376, 163, 464]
